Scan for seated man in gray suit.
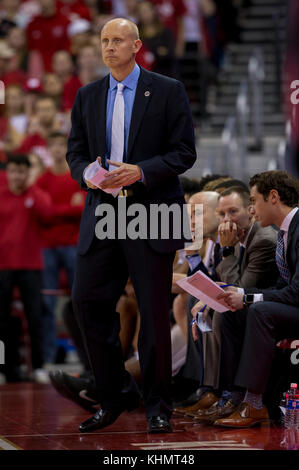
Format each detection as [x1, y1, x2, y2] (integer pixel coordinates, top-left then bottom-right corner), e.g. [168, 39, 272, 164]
[215, 170, 299, 428]
[189, 186, 278, 422]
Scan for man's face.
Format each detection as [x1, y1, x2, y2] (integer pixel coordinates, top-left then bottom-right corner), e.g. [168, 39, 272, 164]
[217, 192, 251, 233]
[189, 197, 218, 240]
[6, 163, 29, 193]
[100, 20, 141, 71]
[249, 185, 273, 227]
[35, 99, 56, 126]
[49, 137, 67, 163]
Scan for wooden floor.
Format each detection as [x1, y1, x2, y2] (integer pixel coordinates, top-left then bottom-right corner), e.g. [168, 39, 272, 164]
[0, 383, 298, 451]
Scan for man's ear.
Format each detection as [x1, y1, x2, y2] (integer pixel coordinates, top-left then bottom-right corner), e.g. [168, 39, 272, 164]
[133, 39, 142, 54]
[269, 189, 279, 204]
[248, 204, 255, 219]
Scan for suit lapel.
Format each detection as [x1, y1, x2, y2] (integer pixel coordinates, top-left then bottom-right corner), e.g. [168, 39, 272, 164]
[127, 69, 153, 160]
[94, 76, 109, 168]
[286, 209, 299, 264]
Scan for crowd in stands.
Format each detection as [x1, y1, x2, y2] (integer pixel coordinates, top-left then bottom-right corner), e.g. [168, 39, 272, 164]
[2, 0, 298, 428]
[0, 0, 248, 169]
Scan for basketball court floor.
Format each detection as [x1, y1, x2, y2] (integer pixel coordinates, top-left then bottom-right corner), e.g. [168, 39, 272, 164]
[0, 383, 298, 451]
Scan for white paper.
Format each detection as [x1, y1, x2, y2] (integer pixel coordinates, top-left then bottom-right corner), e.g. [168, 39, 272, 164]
[176, 270, 229, 312]
[85, 160, 122, 197]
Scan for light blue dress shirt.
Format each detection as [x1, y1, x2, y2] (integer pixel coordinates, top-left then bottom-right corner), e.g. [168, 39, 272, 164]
[106, 63, 140, 162]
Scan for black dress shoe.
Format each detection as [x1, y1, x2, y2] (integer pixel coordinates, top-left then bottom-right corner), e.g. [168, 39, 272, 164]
[49, 370, 100, 412]
[79, 408, 123, 433]
[79, 394, 140, 433]
[147, 416, 172, 434]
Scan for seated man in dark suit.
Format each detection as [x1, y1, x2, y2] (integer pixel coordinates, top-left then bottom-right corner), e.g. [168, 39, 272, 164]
[186, 186, 278, 421]
[216, 170, 299, 428]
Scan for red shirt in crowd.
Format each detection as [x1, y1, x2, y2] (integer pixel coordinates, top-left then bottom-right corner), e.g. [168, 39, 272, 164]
[62, 75, 82, 111]
[0, 176, 52, 270]
[26, 10, 70, 72]
[56, 0, 91, 21]
[36, 169, 85, 248]
[152, 0, 186, 37]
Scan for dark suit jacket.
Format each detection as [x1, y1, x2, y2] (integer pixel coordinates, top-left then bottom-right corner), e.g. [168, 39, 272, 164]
[216, 222, 278, 289]
[246, 209, 299, 305]
[66, 67, 196, 255]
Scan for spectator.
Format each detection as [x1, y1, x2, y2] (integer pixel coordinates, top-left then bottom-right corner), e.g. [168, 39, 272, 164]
[0, 38, 27, 87]
[151, 0, 186, 58]
[67, 18, 91, 57]
[52, 50, 74, 84]
[60, 44, 106, 111]
[36, 132, 85, 364]
[23, 77, 44, 117]
[17, 95, 70, 167]
[42, 73, 64, 109]
[26, 0, 70, 72]
[28, 152, 46, 185]
[34, 94, 69, 137]
[56, 0, 92, 22]
[0, 154, 51, 382]
[6, 26, 28, 73]
[137, 0, 178, 78]
[0, 83, 27, 153]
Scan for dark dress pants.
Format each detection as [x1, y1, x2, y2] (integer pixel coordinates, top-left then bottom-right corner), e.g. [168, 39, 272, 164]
[219, 302, 299, 395]
[0, 270, 44, 379]
[235, 301, 299, 394]
[72, 234, 175, 418]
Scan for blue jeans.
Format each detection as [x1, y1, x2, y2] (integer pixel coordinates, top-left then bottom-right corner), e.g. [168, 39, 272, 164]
[42, 246, 77, 363]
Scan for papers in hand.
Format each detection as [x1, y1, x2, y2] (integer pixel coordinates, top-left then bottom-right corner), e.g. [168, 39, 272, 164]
[84, 160, 122, 197]
[176, 270, 229, 312]
[195, 311, 212, 333]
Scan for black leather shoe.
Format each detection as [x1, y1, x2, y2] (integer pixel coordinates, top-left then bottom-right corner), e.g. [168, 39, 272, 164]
[79, 407, 125, 433]
[49, 370, 100, 412]
[147, 416, 172, 434]
[79, 393, 140, 433]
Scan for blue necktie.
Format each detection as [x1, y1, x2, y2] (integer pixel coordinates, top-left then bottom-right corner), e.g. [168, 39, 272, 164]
[275, 230, 290, 283]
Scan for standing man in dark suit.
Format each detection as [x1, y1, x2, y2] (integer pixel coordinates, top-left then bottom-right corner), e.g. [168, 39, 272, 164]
[216, 170, 299, 428]
[66, 18, 196, 433]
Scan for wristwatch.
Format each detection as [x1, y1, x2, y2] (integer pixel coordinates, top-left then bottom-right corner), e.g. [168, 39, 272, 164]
[243, 294, 254, 307]
[222, 246, 234, 257]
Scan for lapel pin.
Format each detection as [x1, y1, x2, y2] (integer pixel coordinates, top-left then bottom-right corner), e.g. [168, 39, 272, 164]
[144, 91, 150, 97]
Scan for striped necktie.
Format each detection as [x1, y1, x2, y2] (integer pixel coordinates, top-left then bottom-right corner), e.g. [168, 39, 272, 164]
[275, 229, 290, 283]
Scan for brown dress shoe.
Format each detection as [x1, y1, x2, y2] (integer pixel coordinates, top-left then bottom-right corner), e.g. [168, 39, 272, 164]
[174, 392, 218, 416]
[175, 392, 218, 417]
[214, 401, 270, 428]
[194, 399, 238, 423]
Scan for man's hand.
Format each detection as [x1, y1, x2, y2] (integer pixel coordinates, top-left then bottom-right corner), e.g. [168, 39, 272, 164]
[191, 301, 210, 341]
[85, 156, 101, 190]
[100, 160, 142, 189]
[191, 300, 210, 322]
[218, 221, 239, 247]
[216, 282, 238, 293]
[217, 291, 244, 311]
